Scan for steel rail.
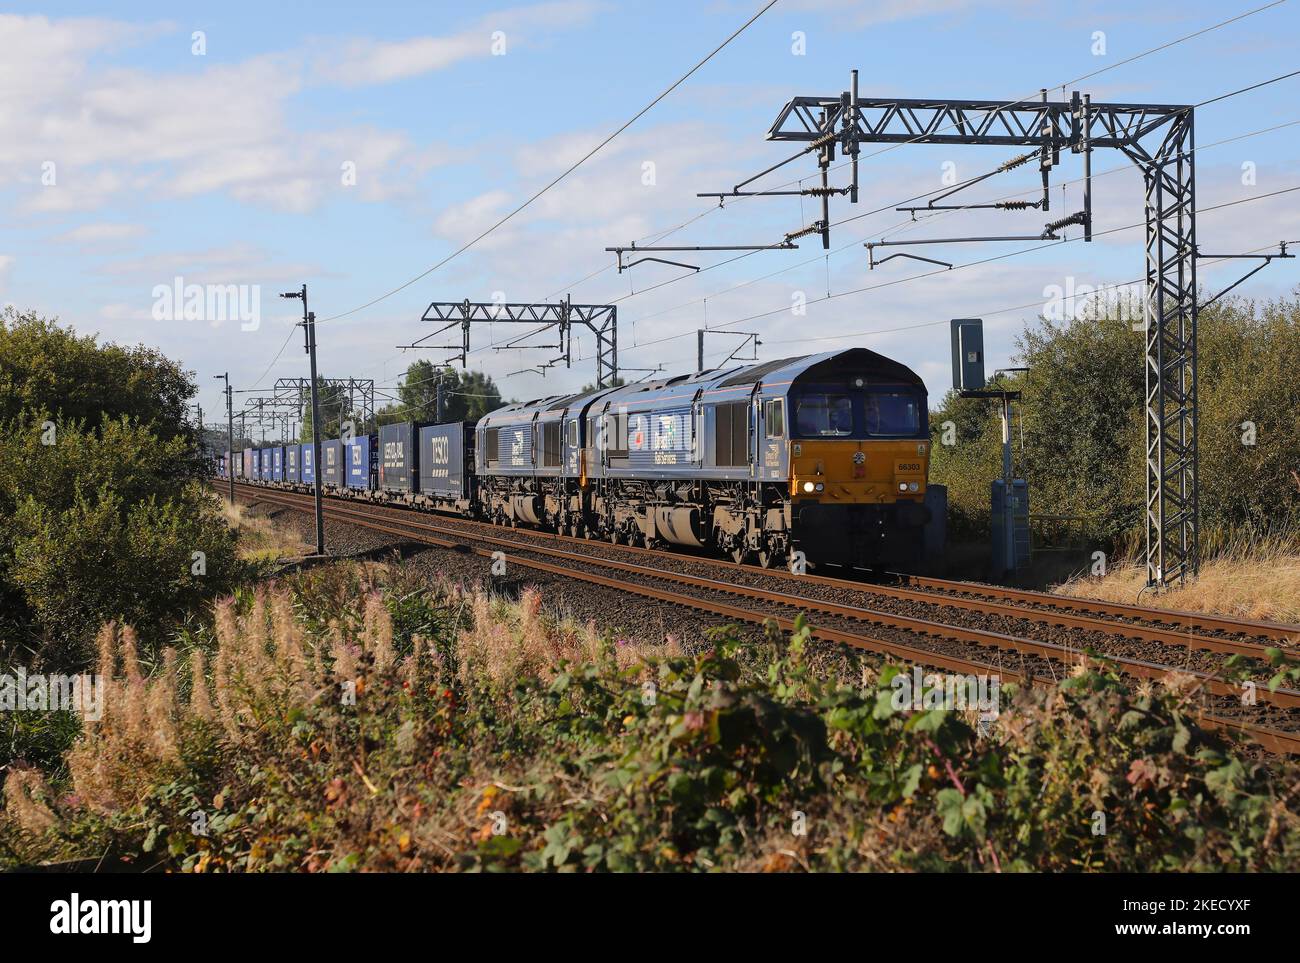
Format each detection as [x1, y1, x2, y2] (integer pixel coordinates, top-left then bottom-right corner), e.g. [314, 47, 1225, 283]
[887, 573, 1300, 642]
[223, 481, 1298, 653]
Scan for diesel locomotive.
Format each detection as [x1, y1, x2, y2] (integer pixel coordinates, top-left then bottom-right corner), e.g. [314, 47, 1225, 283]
[220, 347, 932, 569]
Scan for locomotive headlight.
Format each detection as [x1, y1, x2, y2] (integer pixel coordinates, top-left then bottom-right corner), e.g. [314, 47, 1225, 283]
[815, 483, 824, 492]
[908, 482, 919, 492]
[898, 482, 908, 492]
[803, 481, 815, 493]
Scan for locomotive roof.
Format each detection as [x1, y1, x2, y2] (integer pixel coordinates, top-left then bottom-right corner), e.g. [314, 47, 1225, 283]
[480, 347, 924, 422]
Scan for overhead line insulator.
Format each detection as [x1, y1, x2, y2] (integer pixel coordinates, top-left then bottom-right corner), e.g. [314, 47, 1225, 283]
[808, 130, 837, 151]
[1042, 210, 1088, 237]
[784, 220, 827, 243]
[998, 151, 1037, 172]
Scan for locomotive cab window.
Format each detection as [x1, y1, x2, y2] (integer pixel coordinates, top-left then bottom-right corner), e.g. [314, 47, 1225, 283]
[864, 391, 922, 436]
[566, 420, 579, 449]
[794, 393, 853, 437]
[791, 384, 926, 439]
[763, 398, 785, 438]
[484, 427, 500, 467]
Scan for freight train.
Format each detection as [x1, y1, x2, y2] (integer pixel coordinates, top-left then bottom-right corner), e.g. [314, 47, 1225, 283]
[217, 347, 932, 568]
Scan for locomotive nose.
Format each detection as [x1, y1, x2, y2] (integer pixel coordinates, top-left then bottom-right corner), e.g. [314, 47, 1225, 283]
[790, 439, 927, 503]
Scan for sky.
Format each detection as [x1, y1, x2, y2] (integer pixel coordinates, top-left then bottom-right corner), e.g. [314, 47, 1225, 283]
[3, 0, 1299, 430]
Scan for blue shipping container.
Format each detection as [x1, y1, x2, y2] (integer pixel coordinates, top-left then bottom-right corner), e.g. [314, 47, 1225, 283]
[419, 423, 468, 498]
[272, 446, 284, 482]
[322, 439, 344, 487]
[379, 422, 419, 492]
[300, 443, 316, 485]
[345, 434, 373, 490]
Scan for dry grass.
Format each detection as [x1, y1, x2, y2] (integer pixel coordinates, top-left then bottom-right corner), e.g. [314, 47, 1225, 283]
[456, 585, 675, 688]
[1054, 535, 1300, 625]
[3, 572, 659, 832]
[220, 500, 313, 563]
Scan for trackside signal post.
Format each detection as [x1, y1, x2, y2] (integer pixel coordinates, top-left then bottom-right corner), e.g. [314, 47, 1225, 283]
[213, 372, 235, 504]
[281, 285, 325, 557]
[951, 319, 1030, 576]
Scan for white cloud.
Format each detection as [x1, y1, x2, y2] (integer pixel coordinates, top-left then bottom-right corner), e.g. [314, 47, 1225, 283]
[315, 1, 603, 87]
[59, 222, 147, 244]
[0, 11, 554, 216]
[784, 0, 1024, 28]
[94, 243, 326, 289]
[430, 120, 759, 256]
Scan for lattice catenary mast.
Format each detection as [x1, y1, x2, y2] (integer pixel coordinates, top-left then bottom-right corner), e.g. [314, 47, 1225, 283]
[766, 78, 1216, 588]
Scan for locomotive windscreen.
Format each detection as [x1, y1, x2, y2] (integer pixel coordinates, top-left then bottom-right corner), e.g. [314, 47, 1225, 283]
[792, 384, 924, 439]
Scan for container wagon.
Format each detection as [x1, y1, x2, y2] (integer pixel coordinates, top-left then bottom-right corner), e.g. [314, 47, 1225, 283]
[418, 422, 476, 515]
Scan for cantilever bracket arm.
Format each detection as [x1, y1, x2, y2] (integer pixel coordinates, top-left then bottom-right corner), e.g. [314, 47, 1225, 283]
[697, 186, 850, 200]
[861, 208, 1089, 267]
[606, 241, 797, 273]
[619, 255, 700, 274]
[866, 234, 1053, 250]
[895, 150, 1041, 215]
[865, 245, 953, 271]
[1196, 242, 1294, 308]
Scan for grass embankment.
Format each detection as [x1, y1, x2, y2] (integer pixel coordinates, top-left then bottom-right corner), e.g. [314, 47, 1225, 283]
[4, 559, 1299, 872]
[1054, 535, 1300, 624]
[220, 500, 314, 566]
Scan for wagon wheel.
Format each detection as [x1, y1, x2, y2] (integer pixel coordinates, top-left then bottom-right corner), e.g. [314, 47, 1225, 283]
[756, 547, 777, 569]
[729, 539, 752, 565]
[609, 527, 621, 545]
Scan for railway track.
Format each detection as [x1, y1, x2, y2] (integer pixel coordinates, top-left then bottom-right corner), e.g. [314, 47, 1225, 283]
[229, 482, 1300, 755]
[887, 572, 1300, 644]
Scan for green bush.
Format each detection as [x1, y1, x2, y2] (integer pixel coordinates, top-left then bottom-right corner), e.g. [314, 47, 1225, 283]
[11, 485, 239, 668]
[0, 307, 194, 439]
[0, 312, 239, 670]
